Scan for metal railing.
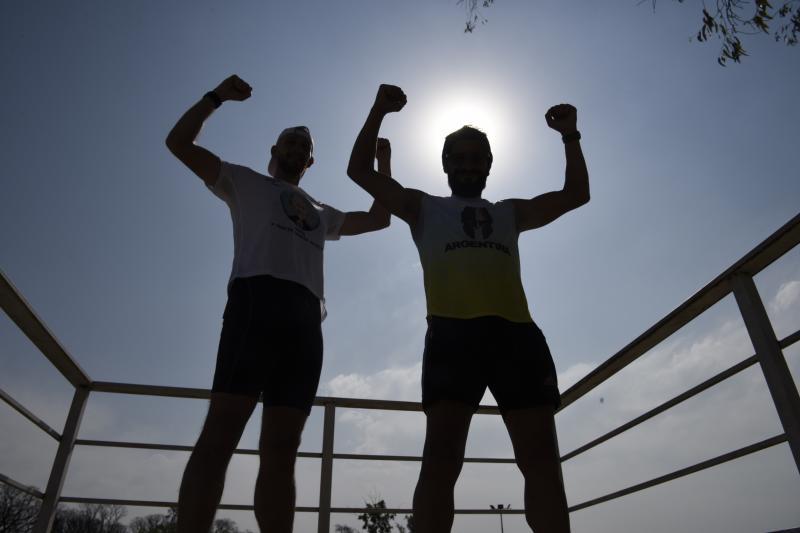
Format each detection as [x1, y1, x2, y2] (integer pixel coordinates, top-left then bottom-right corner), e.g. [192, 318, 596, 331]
[2, 212, 799, 533]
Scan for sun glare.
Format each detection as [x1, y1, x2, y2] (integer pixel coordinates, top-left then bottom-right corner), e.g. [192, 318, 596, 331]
[419, 90, 511, 177]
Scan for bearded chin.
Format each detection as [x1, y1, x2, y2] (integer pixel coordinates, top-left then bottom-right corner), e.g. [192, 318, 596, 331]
[448, 175, 487, 198]
[278, 157, 304, 176]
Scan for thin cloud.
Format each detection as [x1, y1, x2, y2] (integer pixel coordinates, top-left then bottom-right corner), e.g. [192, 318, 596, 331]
[771, 279, 800, 313]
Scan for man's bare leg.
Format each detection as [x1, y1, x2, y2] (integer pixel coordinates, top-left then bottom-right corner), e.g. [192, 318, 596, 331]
[504, 406, 570, 533]
[412, 400, 474, 533]
[177, 392, 258, 533]
[254, 406, 308, 532]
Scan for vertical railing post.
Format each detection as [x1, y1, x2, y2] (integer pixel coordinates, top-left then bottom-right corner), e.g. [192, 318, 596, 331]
[317, 402, 336, 533]
[34, 385, 90, 533]
[732, 273, 800, 474]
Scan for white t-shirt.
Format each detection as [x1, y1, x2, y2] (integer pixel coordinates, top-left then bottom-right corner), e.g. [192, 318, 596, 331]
[208, 162, 345, 316]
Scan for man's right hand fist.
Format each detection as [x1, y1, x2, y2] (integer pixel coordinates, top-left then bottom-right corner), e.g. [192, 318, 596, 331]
[213, 75, 252, 102]
[373, 84, 407, 115]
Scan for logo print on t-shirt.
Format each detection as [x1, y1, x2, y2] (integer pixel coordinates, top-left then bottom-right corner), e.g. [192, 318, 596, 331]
[461, 207, 493, 239]
[280, 190, 320, 231]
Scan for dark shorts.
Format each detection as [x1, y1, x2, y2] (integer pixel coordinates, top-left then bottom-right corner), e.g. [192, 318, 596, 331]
[212, 275, 322, 415]
[421, 315, 560, 414]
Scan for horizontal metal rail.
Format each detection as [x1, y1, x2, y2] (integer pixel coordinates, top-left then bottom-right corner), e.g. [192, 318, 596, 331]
[59, 433, 786, 513]
[73, 438, 517, 464]
[0, 472, 44, 499]
[89, 381, 211, 400]
[74, 439, 320, 459]
[0, 386, 61, 440]
[568, 433, 787, 512]
[65, 432, 789, 515]
[89, 382, 504, 415]
[0, 269, 90, 388]
[560, 212, 800, 410]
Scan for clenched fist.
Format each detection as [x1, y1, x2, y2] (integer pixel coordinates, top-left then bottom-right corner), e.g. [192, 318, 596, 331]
[376, 137, 391, 161]
[545, 104, 577, 135]
[373, 84, 407, 115]
[213, 75, 252, 103]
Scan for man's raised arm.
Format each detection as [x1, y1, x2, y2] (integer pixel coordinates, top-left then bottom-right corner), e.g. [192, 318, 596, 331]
[165, 75, 252, 187]
[347, 85, 422, 227]
[513, 103, 590, 232]
[339, 138, 393, 236]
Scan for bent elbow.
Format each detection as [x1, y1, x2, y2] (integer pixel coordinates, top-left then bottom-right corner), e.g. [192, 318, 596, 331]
[347, 168, 368, 187]
[346, 164, 361, 181]
[563, 188, 590, 209]
[165, 134, 182, 157]
[572, 185, 590, 207]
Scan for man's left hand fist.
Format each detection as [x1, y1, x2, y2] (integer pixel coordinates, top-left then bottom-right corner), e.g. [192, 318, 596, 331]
[545, 104, 577, 135]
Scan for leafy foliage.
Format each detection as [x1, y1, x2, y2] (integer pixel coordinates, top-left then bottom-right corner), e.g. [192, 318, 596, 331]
[678, 0, 800, 64]
[335, 496, 412, 533]
[358, 498, 396, 533]
[460, 0, 799, 63]
[460, 0, 496, 32]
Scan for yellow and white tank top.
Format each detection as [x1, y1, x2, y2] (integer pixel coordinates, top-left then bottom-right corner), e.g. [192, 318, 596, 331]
[411, 194, 532, 323]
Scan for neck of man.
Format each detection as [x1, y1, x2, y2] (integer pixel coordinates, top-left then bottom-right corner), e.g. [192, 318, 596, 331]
[447, 173, 487, 199]
[451, 192, 483, 200]
[272, 168, 303, 186]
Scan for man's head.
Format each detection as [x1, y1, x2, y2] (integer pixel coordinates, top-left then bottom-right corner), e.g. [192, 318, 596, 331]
[268, 126, 315, 180]
[442, 126, 493, 198]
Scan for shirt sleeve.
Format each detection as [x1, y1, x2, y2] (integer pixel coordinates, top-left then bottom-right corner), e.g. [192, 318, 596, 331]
[206, 161, 236, 204]
[321, 204, 346, 241]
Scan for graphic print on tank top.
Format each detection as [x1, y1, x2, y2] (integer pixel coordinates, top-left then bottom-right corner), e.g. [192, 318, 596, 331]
[461, 207, 493, 239]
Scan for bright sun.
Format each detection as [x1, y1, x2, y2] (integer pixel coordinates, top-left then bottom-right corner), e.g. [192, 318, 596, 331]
[422, 90, 509, 170]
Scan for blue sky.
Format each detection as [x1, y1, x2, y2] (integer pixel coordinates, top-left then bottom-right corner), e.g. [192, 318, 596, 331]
[2, 1, 799, 532]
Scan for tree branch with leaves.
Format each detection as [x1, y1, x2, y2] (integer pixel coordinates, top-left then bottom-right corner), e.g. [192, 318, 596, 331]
[460, 0, 799, 64]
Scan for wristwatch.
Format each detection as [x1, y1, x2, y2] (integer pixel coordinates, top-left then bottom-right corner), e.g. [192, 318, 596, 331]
[204, 91, 222, 109]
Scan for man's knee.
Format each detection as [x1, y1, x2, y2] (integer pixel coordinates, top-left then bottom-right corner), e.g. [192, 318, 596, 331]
[419, 444, 466, 484]
[193, 426, 242, 458]
[516, 453, 562, 482]
[260, 431, 301, 456]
